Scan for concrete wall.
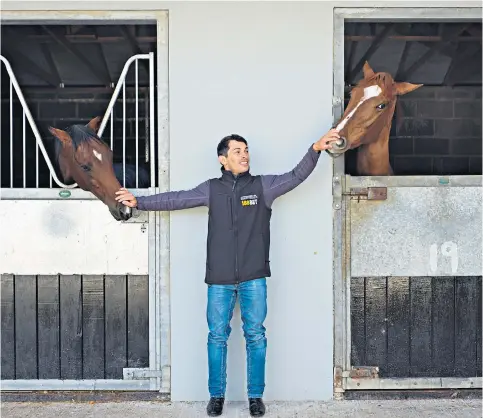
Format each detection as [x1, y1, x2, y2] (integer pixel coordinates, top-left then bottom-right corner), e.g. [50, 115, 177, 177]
[3, 0, 481, 403]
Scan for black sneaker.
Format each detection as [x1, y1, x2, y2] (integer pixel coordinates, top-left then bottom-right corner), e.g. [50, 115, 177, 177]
[206, 397, 224, 416]
[249, 398, 265, 417]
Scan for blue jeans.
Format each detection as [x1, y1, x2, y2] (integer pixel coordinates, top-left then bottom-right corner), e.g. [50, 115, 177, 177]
[207, 278, 267, 399]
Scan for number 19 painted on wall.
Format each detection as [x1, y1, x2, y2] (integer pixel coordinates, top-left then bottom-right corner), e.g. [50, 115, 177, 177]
[429, 241, 458, 274]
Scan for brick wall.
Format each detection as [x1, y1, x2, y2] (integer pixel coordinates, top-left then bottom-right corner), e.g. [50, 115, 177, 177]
[1, 88, 153, 188]
[344, 85, 482, 176]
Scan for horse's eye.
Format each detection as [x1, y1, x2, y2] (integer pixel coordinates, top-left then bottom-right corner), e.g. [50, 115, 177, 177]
[80, 164, 91, 172]
[376, 103, 386, 110]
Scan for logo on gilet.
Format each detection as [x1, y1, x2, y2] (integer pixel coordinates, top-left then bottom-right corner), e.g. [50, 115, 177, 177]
[240, 194, 258, 206]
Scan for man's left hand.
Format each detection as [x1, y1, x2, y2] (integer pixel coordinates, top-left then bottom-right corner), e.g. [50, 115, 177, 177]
[313, 128, 340, 152]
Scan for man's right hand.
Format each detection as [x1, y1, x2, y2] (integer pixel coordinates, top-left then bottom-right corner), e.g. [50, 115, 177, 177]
[115, 188, 137, 208]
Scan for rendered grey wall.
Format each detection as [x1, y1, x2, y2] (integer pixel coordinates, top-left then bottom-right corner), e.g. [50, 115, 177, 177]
[167, 1, 335, 402]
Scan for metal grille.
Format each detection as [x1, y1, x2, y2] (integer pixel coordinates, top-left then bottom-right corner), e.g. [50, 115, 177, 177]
[0, 53, 156, 190]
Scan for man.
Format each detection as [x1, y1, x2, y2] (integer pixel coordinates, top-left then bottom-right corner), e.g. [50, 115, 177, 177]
[115, 128, 340, 417]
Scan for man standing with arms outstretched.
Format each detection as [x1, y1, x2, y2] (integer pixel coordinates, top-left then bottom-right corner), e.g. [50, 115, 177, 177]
[115, 128, 340, 417]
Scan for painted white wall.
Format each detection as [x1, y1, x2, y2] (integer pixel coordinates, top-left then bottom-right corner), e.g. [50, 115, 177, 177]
[166, 1, 335, 402]
[0, 201, 148, 275]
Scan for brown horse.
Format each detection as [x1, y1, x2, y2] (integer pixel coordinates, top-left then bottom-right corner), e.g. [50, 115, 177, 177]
[48, 116, 148, 221]
[327, 61, 423, 175]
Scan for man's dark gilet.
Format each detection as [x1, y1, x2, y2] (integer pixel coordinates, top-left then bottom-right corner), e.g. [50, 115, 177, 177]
[205, 170, 271, 285]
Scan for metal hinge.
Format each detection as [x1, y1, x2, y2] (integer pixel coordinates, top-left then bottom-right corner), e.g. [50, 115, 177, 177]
[332, 96, 344, 121]
[123, 368, 163, 380]
[342, 366, 380, 379]
[343, 187, 387, 201]
[333, 365, 344, 394]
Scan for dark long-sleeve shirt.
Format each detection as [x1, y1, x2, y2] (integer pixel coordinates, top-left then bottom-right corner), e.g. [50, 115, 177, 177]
[136, 145, 320, 211]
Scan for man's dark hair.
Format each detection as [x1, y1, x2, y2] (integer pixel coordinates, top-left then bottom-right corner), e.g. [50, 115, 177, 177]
[217, 134, 247, 157]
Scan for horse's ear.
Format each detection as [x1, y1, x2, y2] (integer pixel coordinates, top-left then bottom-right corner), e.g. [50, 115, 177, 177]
[48, 127, 72, 144]
[394, 82, 423, 96]
[86, 116, 102, 133]
[363, 61, 375, 80]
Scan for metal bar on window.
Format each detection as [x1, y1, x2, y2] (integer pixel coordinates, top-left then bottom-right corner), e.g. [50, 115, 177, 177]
[149, 52, 155, 187]
[110, 109, 114, 150]
[23, 110, 26, 188]
[97, 53, 150, 138]
[1, 55, 76, 189]
[135, 59, 139, 188]
[10, 80, 13, 188]
[36, 132, 39, 188]
[123, 79, 126, 188]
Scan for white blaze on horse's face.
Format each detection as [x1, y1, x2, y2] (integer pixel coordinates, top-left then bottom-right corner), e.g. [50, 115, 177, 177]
[93, 149, 103, 162]
[336, 85, 382, 131]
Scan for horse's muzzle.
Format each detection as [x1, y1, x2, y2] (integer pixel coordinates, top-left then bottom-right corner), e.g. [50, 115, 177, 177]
[119, 205, 132, 221]
[110, 203, 133, 221]
[325, 136, 348, 158]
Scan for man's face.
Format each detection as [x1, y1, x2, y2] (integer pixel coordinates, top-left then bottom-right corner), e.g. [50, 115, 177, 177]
[219, 140, 250, 175]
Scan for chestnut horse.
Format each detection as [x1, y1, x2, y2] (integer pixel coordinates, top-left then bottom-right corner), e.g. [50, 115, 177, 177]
[327, 61, 423, 175]
[48, 116, 149, 221]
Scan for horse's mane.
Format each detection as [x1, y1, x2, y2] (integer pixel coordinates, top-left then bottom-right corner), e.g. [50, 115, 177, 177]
[68, 124, 104, 147]
[53, 124, 106, 162]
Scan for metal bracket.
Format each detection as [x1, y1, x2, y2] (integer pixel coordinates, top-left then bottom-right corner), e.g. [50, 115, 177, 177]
[123, 368, 163, 380]
[332, 96, 344, 122]
[343, 187, 387, 201]
[122, 208, 149, 224]
[333, 176, 343, 210]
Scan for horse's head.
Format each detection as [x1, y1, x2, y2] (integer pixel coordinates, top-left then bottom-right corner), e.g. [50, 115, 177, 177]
[327, 61, 423, 157]
[49, 116, 132, 221]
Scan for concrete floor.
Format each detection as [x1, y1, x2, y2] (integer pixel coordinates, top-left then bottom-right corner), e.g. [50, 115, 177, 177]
[2, 399, 482, 418]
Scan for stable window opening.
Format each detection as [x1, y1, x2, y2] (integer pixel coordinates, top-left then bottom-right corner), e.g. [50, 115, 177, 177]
[342, 21, 482, 176]
[0, 23, 158, 189]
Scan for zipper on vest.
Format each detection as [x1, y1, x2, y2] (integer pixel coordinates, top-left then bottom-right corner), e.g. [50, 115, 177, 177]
[232, 177, 239, 283]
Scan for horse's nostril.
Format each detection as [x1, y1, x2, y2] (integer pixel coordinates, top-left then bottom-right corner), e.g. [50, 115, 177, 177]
[335, 137, 347, 150]
[325, 136, 348, 157]
[109, 203, 132, 221]
[121, 205, 131, 215]
[119, 204, 132, 220]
